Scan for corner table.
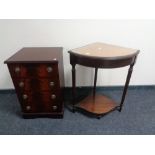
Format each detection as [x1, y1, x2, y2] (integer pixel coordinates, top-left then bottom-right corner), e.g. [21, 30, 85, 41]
[68, 42, 139, 119]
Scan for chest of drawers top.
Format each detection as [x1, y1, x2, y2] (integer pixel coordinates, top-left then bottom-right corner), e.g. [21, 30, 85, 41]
[4, 47, 63, 64]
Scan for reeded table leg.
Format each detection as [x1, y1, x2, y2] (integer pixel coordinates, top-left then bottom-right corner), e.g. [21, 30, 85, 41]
[93, 68, 98, 99]
[119, 63, 134, 112]
[71, 64, 76, 112]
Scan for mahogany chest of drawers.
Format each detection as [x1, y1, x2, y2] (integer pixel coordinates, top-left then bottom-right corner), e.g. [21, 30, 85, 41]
[4, 47, 64, 118]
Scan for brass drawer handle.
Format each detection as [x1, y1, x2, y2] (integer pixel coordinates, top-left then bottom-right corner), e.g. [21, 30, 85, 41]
[47, 67, 53, 73]
[23, 94, 28, 100]
[50, 81, 55, 87]
[26, 105, 31, 110]
[19, 82, 24, 87]
[51, 94, 56, 99]
[15, 67, 20, 73]
[52, 105, 58, 110]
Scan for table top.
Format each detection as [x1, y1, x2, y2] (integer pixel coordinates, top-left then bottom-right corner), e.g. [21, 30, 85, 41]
[4, 47, 63, 63]
[69, 42, 139, 59]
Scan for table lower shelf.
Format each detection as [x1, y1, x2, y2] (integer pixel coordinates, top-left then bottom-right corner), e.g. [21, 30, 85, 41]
[74, 94, 119, 117]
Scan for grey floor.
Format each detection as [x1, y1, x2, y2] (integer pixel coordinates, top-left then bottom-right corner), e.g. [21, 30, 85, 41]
[0, 87, 155, 135]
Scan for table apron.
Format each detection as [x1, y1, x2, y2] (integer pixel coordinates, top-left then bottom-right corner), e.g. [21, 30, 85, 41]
[70, 54, 136, 68]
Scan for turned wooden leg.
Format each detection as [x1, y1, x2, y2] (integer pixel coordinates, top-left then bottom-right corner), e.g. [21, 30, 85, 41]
[93, 68, 98, 99]
[71, 64, 76, 112]
[119, 64, 134, 112]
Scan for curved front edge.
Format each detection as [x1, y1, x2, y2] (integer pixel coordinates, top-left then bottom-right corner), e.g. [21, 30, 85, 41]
[69, 50, 139, 68]
[75, 105, 119, 118]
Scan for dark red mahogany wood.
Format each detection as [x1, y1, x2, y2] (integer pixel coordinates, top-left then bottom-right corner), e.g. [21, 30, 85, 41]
[68, 42, 139, 119]
[4, 47, 64, 118]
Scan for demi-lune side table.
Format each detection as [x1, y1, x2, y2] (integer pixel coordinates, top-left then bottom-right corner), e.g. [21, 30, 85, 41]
[68, 42, 139, 119]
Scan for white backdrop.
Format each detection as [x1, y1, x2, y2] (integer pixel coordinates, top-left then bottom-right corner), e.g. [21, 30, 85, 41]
[0, 19, 155, 89]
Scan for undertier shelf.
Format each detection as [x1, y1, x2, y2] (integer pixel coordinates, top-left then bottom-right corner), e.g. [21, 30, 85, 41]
[75, 94, 118, 116]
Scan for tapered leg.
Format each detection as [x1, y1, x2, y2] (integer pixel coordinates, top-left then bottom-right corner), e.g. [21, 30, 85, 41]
[119, 64, 134, 112]
[72, 64, 76, 111]
[93, 68, 98, 99]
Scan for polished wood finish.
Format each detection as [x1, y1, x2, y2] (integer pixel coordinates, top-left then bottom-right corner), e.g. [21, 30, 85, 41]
[71, 64, 76, 111]
[4, 47, 64, 118]
[77, 94, 117, 115]
[13, 78, 60, 92]
[5, 47, 63, 63]
[71, 42, 138, 58]
[69, 42, 139, 118]
[119, 56, 137, 112]
[69, 51, 138, 68]
[93, 68, 98, 98]
[7, 63, 59, 78]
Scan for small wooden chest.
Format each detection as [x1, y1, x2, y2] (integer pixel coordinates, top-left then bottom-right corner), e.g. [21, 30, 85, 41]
[4, 47, 64, 118]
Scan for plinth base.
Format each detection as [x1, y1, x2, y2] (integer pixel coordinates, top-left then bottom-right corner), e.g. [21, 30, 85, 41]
[22, 112, 63, 119]
[75, 94, 118, 118]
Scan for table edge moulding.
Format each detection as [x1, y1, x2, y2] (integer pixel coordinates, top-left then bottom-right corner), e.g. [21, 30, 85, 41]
[68, 42, 140, 119]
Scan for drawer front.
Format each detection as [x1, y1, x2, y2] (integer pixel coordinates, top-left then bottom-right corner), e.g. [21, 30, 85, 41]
[14, 78, 60, 92]
[18, 91, 63, 113]
[20, 101, 38, 113]
[8, 63, 59, 78]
